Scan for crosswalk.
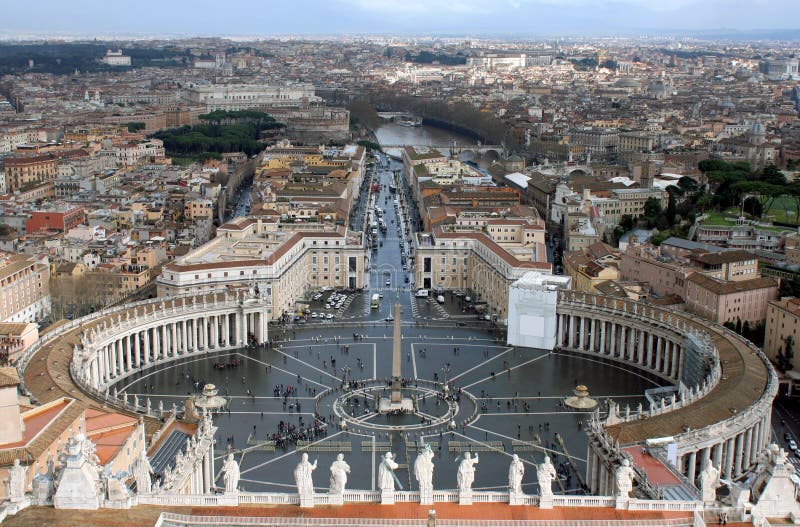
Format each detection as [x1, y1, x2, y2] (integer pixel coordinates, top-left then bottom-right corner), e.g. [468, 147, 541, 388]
[409, 292, 450, 320]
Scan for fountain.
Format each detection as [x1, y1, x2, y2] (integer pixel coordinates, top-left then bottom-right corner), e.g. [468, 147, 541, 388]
[564, 384, 598, 410]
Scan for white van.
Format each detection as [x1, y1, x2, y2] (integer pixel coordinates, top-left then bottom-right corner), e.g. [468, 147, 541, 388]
[415, 289, 429, 298]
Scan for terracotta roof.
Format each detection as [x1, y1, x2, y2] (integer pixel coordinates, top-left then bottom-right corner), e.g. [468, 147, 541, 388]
[433, 228, 549, 270]
[692, 249, 756, 265]
[0, 503, 695, 527]
[686, 273, 779, 295]
[622, 446, 682, 487]
[0, 398, 82, 466]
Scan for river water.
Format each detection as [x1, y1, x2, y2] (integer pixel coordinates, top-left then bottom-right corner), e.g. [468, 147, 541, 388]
[374, 122, 480, 149]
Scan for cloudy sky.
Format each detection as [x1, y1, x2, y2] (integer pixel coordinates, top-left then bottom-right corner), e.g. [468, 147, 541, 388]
[2, 0, 799, 37]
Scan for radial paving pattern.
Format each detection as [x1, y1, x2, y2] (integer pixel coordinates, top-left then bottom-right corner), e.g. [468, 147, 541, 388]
[118, 318, 664, 493]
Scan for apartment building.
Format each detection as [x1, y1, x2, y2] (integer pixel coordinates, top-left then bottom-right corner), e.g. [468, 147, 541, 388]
[684, 273, 778, 325]
[182, 83, 319, 110]
[414, 226, 551, 323]
[563, 242, 622, 293]
[157, 217, 367, 320]
[694, 216, 792, 252]
[0, 252, 51, 322]
[25, 205, 85, 233]
[102, 139, 165, 167]
[764, 297, 800, 368]
[2, 153, 58, 192]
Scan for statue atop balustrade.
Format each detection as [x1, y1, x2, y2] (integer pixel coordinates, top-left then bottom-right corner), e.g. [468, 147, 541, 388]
[132, 450, 154, 494]
[222, 453, 240, 493]
[329, 453, 350, 496]
[295, 452, 317, 507]
[414, 444, 434, 503]
[614, 459, 636, 499]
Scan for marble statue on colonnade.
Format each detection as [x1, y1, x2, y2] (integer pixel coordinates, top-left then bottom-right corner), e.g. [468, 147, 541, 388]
[379, 452, 400, 504]
[329, 453, 350, 496]
[457, 452, 479, 505]
[699, 458, 720, 504]
[6, 459, 28, 502]
[614, 458, 636, 500]
[222, 453, 240, 494]
[536, 454, 558, 508]
[295, 453, 317, 507]
[132, 450, 154, 495]
[508, 454, 525, 495]
[508, 454, 525, 505]
[414, 444, 435, 504]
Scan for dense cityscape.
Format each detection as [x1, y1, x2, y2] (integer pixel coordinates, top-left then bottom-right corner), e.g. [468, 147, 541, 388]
[1, 6, 800, 526]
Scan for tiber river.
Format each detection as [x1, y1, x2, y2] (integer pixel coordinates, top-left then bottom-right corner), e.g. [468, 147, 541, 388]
[374, 122, 493, 168]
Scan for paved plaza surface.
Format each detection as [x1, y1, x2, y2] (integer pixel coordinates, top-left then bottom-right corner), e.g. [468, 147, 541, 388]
[116, 158, 666, 494]
[121, 321, 663, 493]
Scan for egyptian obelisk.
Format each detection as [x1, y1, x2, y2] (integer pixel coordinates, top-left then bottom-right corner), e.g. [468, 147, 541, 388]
[390, 302, 402, 403]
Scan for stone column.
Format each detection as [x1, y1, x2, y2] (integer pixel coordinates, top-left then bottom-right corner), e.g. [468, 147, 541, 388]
[645, 333, 653, 369]
[578, 316, 585, 350]
[125, 335, 133, 374]
[744, 427, 754, 469]
[671, 343, 680, 378]
[193, 318, 199, 352]
[599, 320, 606, 355]
[655, 337, 663, 373]
[114, 340, 122, 376]
[609, 324, 617, 356]
[687, 450, 697, 484]
[91, 359, 99, 387]
[161, 325, 168, 360]
[143, 329, 151, 365]
[171, 323, 178, 357]
[134, 332, 141, 368]
[222, 314, 229, 347]
[97, 347, 105, 383]
[105, 344, 113, 378]
[209, 316, 217, 349]
[734, 433, 745, 477]
[558, 313, 565, 347]
[568, 315, 575, 349]
[181, 319, 188, 354]
[712, 442, 723, 473]
[724, 437, 735, 479]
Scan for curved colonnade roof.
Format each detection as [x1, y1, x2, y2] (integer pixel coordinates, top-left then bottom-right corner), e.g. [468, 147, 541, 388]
[590, 304, 773, 445]
[22, 293, 230, 436]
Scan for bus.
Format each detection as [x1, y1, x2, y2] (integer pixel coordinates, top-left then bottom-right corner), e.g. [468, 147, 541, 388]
[371, 293, 380, 309]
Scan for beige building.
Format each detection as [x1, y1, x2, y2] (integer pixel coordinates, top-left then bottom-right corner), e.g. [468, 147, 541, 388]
[684, 273, 779, 325]
[185, 198, 214, 220]
[0, 322, 38, 364]
[414, 226, 551, 322]
[764, 297, 800, 368]
[2, 153, 58, 192]
[0, 252, 51, 323]
[563, 243, 621, 293]
[158, 217, 368, 320]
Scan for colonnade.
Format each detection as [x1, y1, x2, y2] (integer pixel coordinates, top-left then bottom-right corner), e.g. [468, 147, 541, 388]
[556, 312, 682, 381]
[557, 293, 778, 498]
[75, 297, 269, 391]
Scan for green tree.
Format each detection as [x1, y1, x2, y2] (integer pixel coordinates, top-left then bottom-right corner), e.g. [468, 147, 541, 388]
[619, 214, 636, 232]
[677, 176, 698, 194]
[125, 122, 146, 133]
[642, 197, 663, 228]
[665, 188, 677, 226]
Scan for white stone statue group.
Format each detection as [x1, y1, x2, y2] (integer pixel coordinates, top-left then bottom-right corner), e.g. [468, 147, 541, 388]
[216, 449, 566, 505]
[290, 448, 558, 502]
